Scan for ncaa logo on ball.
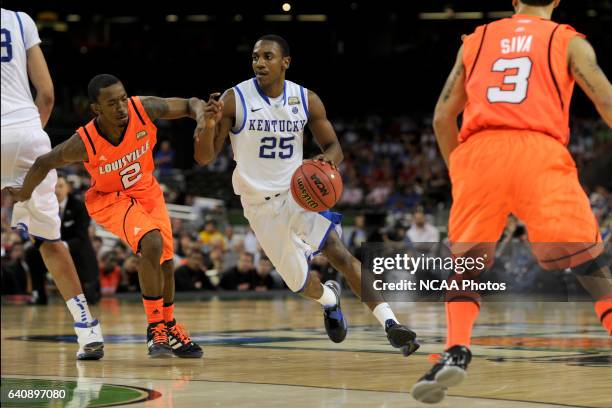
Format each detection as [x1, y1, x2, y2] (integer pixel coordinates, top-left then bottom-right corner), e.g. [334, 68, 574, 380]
[296, 176, 319, 209]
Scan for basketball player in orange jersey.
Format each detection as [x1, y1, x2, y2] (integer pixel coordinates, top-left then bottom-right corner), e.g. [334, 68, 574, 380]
[411, 0, 612, 403]
[196, 35, 420, 356]
[10, 74, 216, 358]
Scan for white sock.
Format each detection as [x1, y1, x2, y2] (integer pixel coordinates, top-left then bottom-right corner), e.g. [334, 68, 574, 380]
[66, 294, 94, 324]
[373, 303, 398, 328]
[315, 284, 337, 307]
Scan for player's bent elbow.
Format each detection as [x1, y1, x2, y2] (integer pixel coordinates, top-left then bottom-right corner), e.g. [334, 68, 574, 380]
[36, 91, 54, 110]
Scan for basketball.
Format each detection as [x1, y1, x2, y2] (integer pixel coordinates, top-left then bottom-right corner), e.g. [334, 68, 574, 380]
[291, 160, 343, 211]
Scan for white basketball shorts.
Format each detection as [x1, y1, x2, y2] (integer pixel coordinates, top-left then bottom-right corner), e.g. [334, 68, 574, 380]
[242, 191, 342, 292]
[1, 125, 61, 240]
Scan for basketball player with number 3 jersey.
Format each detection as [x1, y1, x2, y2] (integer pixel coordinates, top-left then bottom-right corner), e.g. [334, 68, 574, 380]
[12, 73, 219, 359]
[411, 0, 612, 404]
[198, 34, 421, 356]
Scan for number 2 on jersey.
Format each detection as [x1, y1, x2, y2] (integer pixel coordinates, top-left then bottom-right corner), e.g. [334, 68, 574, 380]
[487, 57, 532, 103]
[1, 29, 13, 62]
[119, 162, 142, 189]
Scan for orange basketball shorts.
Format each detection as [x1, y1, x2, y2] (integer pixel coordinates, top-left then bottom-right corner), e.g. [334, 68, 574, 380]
[448, 130, 602, 269]
[85, 187, 174, 264]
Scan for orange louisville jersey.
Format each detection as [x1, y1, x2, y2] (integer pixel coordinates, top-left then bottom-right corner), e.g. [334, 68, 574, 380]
[459, 14, 584, 145]
[77, 96, 158, 195]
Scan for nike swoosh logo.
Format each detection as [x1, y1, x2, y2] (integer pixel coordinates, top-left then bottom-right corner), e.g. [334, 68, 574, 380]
[251, 107, 263, 112]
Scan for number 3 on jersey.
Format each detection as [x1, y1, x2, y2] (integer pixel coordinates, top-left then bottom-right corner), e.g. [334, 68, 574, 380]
[487, 57, 532, 103]
[120, 162, 142, 189]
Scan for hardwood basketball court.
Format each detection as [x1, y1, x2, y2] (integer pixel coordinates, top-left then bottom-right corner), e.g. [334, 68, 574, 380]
[1, 297, 611, 407]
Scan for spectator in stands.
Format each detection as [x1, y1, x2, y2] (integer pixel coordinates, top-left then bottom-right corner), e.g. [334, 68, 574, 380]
[154, 140, 175, 177]
[92, 236, 103, 258]
[346, 214, 367, 255]
[176, 232, 197, 258]
[199, 219, 227, 251]
[99, 251, 121, 296]
[56, 174, 100, 304]
[1, 242, 28, 295]
[309, 255, 338, 285]
[253, 256, 283, 291]
[339, 178, 364, 206]
[219, 251, 256, 291]
[406, 210, 440, 253]
[121, 255, 141, 293]
[175, 250, 216, 291]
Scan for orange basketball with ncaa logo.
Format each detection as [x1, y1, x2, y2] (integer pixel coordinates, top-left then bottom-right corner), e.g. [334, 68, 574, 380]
[290, 160, 343, 212]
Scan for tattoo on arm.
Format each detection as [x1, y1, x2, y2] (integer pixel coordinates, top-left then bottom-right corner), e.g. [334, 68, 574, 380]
[442, 65, 464, 102]
[572, 61, 601, 93]
[141, 97, 169, 120]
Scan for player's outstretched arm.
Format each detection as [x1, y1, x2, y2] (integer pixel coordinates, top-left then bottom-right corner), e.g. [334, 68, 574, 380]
[307, 90, 343, 166]
[140, 96, 206, 121]
[6, 134, 88, 202]
[195, 89, 235, 165]
[568, 37, 612, 127]
[433, 45, 467, 168]
[26, 44, 54, 128]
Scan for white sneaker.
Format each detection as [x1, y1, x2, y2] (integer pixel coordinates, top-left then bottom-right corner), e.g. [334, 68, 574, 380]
[74, 319, 104, 360]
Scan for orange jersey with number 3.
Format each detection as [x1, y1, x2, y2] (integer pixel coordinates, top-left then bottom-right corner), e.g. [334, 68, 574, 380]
[77, 96, 159, 207]
[459, 14, 584, 145]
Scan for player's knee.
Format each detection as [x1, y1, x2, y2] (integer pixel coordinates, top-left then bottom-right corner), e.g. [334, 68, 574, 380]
[139, 230, 163, 258]
[162, 260, 174, 276]
[571, 252, 611, 277]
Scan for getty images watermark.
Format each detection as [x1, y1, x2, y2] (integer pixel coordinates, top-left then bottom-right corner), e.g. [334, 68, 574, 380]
[359, 242, 608, 302]
[370, 252, 506, 292]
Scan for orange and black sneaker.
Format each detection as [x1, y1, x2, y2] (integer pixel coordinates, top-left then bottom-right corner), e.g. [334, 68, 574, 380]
[146, 321, 173, 358]
[166, 319, 203, 358]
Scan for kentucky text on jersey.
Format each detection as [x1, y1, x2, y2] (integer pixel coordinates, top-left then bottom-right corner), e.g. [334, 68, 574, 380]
[98, 140, 150, 175]
[248, 119, 307, 133]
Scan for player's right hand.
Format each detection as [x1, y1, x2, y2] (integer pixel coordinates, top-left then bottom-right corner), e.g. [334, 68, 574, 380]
[204, 92, 224, 129]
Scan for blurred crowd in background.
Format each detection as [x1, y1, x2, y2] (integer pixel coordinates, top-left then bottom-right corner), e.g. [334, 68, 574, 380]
[2, 113, 610, 303]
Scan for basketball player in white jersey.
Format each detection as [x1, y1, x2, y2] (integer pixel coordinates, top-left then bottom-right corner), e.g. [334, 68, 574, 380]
[198, 34, 420, 355]
[1, 8, 104, 359]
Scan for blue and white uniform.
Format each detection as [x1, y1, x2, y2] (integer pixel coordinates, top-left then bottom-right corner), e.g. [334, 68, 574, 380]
[1, 8, 60, 240]
[230, 78, 341, 291]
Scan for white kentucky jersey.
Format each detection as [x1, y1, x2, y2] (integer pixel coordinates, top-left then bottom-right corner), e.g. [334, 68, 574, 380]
[1, 9, 41, 128]
[230, 78, 309, 196]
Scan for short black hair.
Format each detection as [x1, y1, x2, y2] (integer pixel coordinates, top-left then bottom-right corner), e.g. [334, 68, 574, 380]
[87, 74, 121, 102]
[256, 34, 290, 57]
[520, 0, 555, 5]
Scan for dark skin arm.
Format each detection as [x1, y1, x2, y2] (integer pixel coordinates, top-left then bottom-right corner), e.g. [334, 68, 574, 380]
[195, 89, 235, 166]
[307, 90, 343, 167]
[140, 96, 214, 163]
[567, 37, 612, 126]
[140, 95, 222, 164]
[433, 45, 467, 168]
[5, 134, 88, 202]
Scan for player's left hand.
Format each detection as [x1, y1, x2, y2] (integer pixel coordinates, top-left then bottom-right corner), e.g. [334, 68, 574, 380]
[310, 154, 337, 170]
